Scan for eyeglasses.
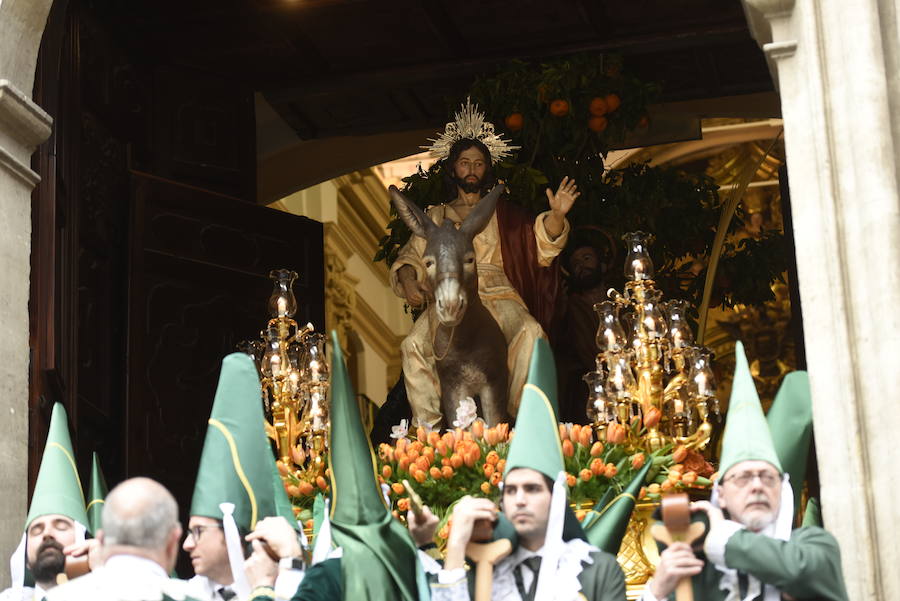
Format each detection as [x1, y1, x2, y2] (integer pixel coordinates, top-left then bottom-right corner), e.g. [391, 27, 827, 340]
[186, 524, 222, 542]
[723, 470, 780, 488]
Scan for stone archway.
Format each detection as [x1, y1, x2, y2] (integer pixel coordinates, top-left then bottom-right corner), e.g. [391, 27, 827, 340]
[0, 0, 55, 585]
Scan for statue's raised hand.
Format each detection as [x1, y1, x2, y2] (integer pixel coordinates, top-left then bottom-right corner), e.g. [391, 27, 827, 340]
[546, 176, 580, 216]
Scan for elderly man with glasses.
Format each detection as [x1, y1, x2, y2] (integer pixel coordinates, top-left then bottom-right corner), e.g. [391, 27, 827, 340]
[642, 344, 849, 601]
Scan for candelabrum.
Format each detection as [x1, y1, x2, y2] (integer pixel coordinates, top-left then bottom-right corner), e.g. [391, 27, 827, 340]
[239, 269, 330, 481]
[584, 232, 723, 456]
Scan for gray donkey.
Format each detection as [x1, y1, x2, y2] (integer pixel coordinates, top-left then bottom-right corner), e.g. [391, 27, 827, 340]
[389, 184, 510, 426]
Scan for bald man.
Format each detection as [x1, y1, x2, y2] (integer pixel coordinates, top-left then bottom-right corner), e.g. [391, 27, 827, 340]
[46, 478, 200, 601]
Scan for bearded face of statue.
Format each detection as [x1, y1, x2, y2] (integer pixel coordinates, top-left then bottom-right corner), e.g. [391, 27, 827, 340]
[452, 146, 488, 194]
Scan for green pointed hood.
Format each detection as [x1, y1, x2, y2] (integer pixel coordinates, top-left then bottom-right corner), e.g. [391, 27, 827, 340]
[86, 453, 109, 534]
[504, 338, 564, 480]
[190, 352, 287, 531]
[718, 342, 782, 478]
[26, 403, 89, 530]
[328, 331, 428, 601]
[766, 371, 812, 514]
[802, 497, 822, 528]
[584, 461, 651, 554]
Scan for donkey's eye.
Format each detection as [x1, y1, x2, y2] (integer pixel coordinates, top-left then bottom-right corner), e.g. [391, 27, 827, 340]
[424, 259, 435, 268]
[464, 256, 475, 264]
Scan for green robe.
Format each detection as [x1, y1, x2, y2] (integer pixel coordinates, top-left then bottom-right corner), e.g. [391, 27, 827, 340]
[682, 526, 848, 601]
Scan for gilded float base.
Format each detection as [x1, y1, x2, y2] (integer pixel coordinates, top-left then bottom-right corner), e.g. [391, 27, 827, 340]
[616, 501, 660, 600]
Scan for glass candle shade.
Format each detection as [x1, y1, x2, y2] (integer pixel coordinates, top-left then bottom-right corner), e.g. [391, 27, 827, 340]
[623, 231, 655, 281]
[267, 269, 299, 318]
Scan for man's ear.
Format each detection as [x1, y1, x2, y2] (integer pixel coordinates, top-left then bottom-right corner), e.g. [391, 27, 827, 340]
[714, 484, 727, 512]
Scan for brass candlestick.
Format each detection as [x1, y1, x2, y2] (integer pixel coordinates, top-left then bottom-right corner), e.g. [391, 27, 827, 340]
[240, 269, 330, 483]
[584, 232, 722, 453]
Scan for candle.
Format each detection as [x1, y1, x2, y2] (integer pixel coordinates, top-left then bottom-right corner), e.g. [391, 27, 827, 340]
[277, 297, 287, 317]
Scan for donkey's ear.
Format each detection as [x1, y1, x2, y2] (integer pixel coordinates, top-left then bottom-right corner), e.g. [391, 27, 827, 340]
[459, 184, 505, 239]
[389, 185, 433, 239]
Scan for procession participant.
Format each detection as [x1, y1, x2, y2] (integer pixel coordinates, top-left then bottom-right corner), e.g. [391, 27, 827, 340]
[185, 353, 302, 601]
[244, 332, 430, 601]
[46, 478, 197, 601]
[390, 98, 579, 428]
[2, 404, 92, 601]
[643, 343, 849, 601]
[431, 339, 626, 601]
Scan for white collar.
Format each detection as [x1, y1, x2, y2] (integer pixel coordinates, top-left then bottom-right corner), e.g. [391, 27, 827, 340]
[103, 554, 169, 580]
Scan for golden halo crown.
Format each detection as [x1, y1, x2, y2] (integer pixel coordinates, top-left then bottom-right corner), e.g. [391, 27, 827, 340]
[422, 97, 520, 164]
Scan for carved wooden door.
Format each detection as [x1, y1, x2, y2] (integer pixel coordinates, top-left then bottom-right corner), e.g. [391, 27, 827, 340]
[125, 173, 324, 521]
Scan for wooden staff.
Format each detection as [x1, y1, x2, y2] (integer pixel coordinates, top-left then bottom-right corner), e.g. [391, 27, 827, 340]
[403, 479, 426, 519]
[650, 494, 706, 601]
[466, 539, 512, 601]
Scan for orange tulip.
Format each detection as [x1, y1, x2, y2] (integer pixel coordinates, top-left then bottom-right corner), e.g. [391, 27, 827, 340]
[562, 439, 575, 458]
[496, 423, 510, 441]
[485, 451, 500, 466]
[490, 471, 502, 486]
[430, 466, 442, 480]
[472, 420, 485, 439]
[286, 484, 301, 497]
[464, 451, 477, 468]
[428, 431, 441, 447]
[483, 463, 495, 478]
[382, 465, 393, 479]
[590, 458, 604, 476]
[417, 426, 427, 443]
[660, 479, 674, 492]
[450, 454, 464, 469]
[413, 470, 427, 483]
[305, 519, 314, 530]
[559, 424, 568, 441]
[480, 481, 492, 494]
[436, 441, 448, 457]
[392, 510, 400, 519]
[643, 406, 662, 429]
[291, 445, 306, 466]
[316, 476, 328, 491]
[416, 456, 431, 472]
[407, 448, 419, 462]
[631, 453, 646, 470]
[392, 482, 405, 495]
[565, 473, 577, 487]
[276, 460, 290, 476]
[496, 459, 506, 473]
[580, 469, 593, 482]
[292, 506, 301, 517]
[579, 426, 593, 447]
[672, 445, 688, 463]
[606, 423, 626, 444]
[398, 457, 411, 473]
[463, 431, 473, 441]
[484, 428, 499, 446]
[639, 486, 648, 500]
[398, 498, 410, 513]
[647, 483, 661, 494]
[441, 466, 454, 479]
[469, 445, 482, 462]
[667, 470, 682, 483]
[590, 441, 604, 457]
[575, 509, 588, 522]
[438, 525, 449, 540]
[570, 424, 582, 444]
[441, 457, 451, 467]
[422, 446, 435, 461]
[604, 93, 621, 113]
[442, 431, 456, 449]
[298, 481, 314, 496]
[409, 441, 423, 454]
[604, 464, 618, 478]
[396, 438, 408, 453]
[682, 471, 698, 485]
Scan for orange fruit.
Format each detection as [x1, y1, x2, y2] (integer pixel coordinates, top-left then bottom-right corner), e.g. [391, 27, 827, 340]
[589, 97, 608, 116]
[604, 93, 621, 112]
[504, 113, 524, 132]
[588, 116, 608, 132]
[549, 99, 569, 116]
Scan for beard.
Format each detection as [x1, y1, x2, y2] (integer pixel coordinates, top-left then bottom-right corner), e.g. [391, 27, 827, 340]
[29, 539, 66, 583]
[740, 494, 777, 531]
[567, 268, 606, 294]
[453, 173, 483, 194]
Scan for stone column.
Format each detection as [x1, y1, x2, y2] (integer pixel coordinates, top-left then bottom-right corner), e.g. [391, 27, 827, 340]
[0, 0, 54, 586]
[743, 1, 899, 599]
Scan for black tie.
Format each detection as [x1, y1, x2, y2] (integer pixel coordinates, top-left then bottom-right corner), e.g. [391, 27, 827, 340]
[513, 556, 542, 601]
[218, 587, 237, 601]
